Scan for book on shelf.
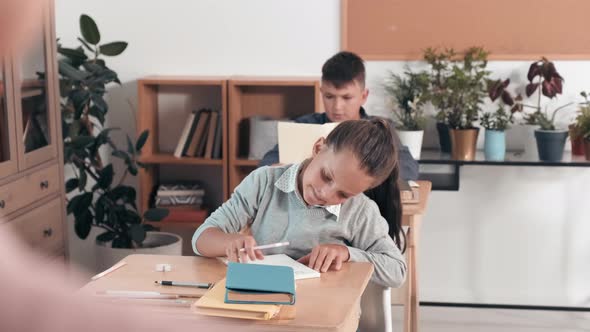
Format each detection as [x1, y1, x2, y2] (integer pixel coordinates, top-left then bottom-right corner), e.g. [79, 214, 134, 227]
[173, 110, 199, 158]
[204, 110, 219, 158]
[160, 208, 208, 223]
[184, 108, 209, 157]
[211, 111, 223, 159]
[277, 122, 339, 164]
[189, 108, 212, 157]
[400, 180, 420, 204]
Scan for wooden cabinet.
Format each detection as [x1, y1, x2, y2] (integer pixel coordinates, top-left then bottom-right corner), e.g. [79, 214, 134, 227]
[0, 0, 66, 260]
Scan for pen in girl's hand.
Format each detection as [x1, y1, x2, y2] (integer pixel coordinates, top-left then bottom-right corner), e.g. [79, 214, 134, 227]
[238, 241, 290, 252]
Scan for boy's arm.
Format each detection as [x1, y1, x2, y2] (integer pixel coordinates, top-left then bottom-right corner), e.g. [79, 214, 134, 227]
[399, 145, 419, 180]
[192, 167, 269, 255]
[346, 200, 407, 288]
[259, 144, 279, 167]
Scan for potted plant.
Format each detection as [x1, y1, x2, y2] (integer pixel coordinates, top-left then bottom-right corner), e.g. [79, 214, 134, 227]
[574, 91, 590, 161]
[517, 58, 573, 162]
[383, 69, 430, 159]
[569, 91, 590, 156]
[483, 79, 517, 161]
[58, 15, 177, 271]
[423, 47, 490, 160]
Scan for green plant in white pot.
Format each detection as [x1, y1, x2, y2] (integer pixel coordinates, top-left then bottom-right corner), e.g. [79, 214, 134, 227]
[517, 58, 573, 161]
[384, 69, 429, 159]
[483, 79, 517, 161]
[58, 14, 178, 271]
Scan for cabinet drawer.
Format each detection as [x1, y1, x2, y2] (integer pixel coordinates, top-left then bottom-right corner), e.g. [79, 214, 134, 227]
[9, 197, 64, 255]
[0, 163, 60, 217]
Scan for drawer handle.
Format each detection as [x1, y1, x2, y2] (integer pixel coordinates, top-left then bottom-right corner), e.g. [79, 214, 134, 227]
[40, 180, 49, 189]
[43, 228, 53, 237]
[0, 200, 4, 209]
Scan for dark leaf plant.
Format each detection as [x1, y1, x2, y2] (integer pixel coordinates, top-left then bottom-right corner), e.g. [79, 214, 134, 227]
[518, 58, 573, 130]
[384, 70, 430, 131]
[59, 15, 167, 249]
[484, 78, 517, 131]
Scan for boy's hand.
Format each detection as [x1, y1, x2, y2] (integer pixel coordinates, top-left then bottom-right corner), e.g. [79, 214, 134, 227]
[297, 244, 350, 272]
[225, 235, 264, 263]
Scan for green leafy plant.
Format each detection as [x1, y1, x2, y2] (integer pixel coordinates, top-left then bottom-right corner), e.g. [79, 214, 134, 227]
[483, 78, 518, 131]
[518, 58, 573, 130]
[383, 70, 430, 130]
[574, 91, 590, 140]
[423, 47, 491, 129]
[58, 14, 167, 248]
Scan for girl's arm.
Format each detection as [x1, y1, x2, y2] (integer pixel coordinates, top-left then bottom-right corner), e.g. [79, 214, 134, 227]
[192, 167, 270, 257]
[347, 199, 407, 288]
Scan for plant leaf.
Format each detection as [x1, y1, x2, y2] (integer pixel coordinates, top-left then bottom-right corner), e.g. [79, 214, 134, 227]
[550, 76, 563, 94]
[542, 80, 556, 98]
[135, 130, 149, 152]
[112, 236, 131, 249]
[143, 208, 169, 222]
[58, 61, 90, 81]
[99, 41, 128, 56]
[96, 231, 116, 243]
[80, 14, 100, 45]
[126, 135, 135, 154]
[77, 37, 95, 53]
[57, 47, 88, 63]
[527, 62, 541, 82]
[78, 166, 87, 191]
[74, 209, 92, 239]
[129, 224, 146, 245]
[98, 164, 114, 189]
[501, 91, 514, 106]
[65, 178, 79, 193]
[525, 83, 539, 97]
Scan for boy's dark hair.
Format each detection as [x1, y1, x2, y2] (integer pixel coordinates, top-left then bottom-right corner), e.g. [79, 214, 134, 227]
[321, 51, 366, 89]
[325, 118, 406, 253]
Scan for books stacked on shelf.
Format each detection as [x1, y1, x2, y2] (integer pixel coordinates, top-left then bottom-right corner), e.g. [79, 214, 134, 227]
[155, 183, 208, 223]
[173, 108, 223, 159]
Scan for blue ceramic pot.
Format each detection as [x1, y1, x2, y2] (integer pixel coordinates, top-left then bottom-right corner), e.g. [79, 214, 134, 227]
[484, 129, 506, 161]
[534, 130, 568, 161]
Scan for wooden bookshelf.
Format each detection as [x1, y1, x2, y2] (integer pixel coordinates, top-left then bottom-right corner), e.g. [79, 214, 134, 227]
[227, 77, 322, 192]
[137, 76, 228, 214]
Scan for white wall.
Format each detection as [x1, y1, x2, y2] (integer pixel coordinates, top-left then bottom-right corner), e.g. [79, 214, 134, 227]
[56, 0, 590, 307]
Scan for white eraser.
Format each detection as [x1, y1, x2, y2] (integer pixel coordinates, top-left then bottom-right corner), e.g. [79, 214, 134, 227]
[155, 263, 172, 272]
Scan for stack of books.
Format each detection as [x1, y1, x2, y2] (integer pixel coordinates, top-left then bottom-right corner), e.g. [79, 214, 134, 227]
[173, 108, 222, 159]
[193, 263, 296, 320]
[155, 183, 208, 223]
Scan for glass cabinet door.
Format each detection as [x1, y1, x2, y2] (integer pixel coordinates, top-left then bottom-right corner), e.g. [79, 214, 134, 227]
[13, 3, 58, 170]
[0, 61, 19, 179]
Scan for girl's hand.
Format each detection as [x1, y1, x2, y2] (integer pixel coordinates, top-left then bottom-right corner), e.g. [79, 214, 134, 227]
[297, 244, 350, 272]
[225, 235, 264, 263]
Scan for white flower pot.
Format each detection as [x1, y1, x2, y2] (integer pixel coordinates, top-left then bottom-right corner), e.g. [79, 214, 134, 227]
[397, 130, 424, 159]
[95, 231, 183, 272]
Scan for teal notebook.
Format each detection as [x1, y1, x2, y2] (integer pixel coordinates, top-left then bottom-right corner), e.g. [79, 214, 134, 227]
[225, 262, 296, 305]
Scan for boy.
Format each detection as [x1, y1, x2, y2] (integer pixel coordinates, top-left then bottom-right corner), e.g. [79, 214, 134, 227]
[259, 51, 419, 180]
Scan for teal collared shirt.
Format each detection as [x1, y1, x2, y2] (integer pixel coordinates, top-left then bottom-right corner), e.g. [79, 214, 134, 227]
[273, 163, 341, 219]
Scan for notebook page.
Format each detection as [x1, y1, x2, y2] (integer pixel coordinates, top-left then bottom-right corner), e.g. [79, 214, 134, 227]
[218, 254, 320, 280]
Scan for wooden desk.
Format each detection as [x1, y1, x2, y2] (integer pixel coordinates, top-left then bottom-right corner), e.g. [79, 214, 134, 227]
[395, 181, 432, 332]
[80, 254, 374, 332]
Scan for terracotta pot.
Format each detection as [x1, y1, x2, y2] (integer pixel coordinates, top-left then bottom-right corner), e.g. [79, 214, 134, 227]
[569, 124, 585, 156]
[584, 139, 590, 161]
[449, 128, 479, 161]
